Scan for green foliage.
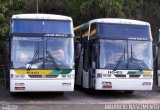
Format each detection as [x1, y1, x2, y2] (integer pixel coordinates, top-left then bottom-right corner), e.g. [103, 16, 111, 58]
[0, 0, 28, 40]
[0, 0, 160, 41]
[79, 0, 125, 23]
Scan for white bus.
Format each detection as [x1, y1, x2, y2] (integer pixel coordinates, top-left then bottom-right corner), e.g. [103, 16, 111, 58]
[7, 14, 75, 93]
[74, 18, 153, 93]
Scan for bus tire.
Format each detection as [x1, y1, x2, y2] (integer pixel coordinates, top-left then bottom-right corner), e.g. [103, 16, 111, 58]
[10, 92, 17, 96]
[57, 92, 64, 95]
[124, 90, 134, 94]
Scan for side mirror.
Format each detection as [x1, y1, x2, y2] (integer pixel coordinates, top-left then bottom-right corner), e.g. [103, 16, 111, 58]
[75, 42, 82, 58]
[3, 40, 9, 54]
[153, 43, 158, 60]
[93, 43, 99, 58]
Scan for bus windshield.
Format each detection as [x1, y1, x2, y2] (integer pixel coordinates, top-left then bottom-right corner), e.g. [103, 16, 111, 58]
[11, 37, 74, 69]
[12, 20, 72, 34]
[99, 40, 153, 70]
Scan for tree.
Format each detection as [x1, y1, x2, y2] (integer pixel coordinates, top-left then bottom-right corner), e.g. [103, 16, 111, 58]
[0, 0, 160, 41]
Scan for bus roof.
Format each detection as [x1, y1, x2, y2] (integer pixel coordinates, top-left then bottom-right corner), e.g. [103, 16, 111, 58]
[12, 14, 72, 21]
[74, 18, 150, 31]
[90, 18, 150, 26]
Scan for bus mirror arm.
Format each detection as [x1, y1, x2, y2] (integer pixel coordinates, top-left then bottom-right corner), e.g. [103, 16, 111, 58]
[93, 43, 99, 55]
[153, 43, 157, 60]
[76, 43, 82, 58]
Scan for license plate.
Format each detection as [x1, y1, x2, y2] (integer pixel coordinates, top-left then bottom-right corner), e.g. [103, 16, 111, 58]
[102, 82, 112, 88]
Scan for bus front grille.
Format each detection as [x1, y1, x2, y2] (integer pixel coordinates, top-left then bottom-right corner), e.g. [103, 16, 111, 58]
[28, 75, 59, 78]
[129, 75, 141, 78]
[114, 74, 126, 78]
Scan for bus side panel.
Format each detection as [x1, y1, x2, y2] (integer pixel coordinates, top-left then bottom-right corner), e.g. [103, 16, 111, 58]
[157, 70, 160, 86]
[82, 70, 89, 88]
[75, 48, 84, 86]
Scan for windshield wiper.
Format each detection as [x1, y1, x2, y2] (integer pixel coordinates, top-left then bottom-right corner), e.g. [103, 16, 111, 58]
[113, 48, 125, 71]
[27, 50, 39, 70]
[27, 43, 42, 70]
[130, 45, 142, 71]
[46, 51, 60, 70]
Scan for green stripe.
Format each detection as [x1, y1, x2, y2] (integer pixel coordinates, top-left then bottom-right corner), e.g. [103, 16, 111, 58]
[51, 70, 72, 75]
[127, 71, 143, 75]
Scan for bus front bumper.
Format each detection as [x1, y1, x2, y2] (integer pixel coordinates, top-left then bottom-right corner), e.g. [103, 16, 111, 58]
[10, 79, 74, 92]
[95, 78, 153, 90]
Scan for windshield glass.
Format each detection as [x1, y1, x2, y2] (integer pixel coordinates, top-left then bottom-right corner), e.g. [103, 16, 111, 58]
[11, 37, 43, 69]
[100, 40, 127, 70]
[11, 37, 74, 69]
[97, 23, 151, 40]
[99, 39, 153, 70]
[128, 41, 152, 70]
[44, 37, 74, 69]
[12, 20, 72, 34]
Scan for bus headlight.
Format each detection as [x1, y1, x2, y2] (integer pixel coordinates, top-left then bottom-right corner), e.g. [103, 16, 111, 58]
[62, 74, 74, 78]
[62, 74, 66, 78]
[15, 74, 20, 78]
[97, 73, 102, 78]
[143, 75, 153, 78]
[67, 74, 71, 78]
[15, 74, 25, 78]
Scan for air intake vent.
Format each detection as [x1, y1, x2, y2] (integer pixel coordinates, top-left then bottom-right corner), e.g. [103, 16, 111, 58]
[129, 75, 141, 78]
[114, 74, 126, 78]
[28, 75, 58, 78]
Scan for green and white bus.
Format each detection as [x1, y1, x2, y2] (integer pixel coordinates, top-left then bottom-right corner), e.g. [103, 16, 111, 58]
[7, 14, 75, 92]
[74, 18, 153, 93]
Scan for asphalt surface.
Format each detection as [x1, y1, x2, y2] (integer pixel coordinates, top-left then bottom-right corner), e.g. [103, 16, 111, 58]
[0, 79, 160, 110]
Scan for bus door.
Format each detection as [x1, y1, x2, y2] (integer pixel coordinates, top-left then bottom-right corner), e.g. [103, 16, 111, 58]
[82, 41, 89, 88]
[89, 41, 97, 88]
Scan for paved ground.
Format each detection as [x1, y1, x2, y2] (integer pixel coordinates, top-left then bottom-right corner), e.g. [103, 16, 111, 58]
[0, 80, 160, 110]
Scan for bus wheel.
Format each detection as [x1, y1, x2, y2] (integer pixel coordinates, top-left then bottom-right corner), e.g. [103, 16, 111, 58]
[124, 90, 134, 94]
[10, 92, 17, 96]
[5, 80, 9, 89]
[57, 92, 64, 95]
